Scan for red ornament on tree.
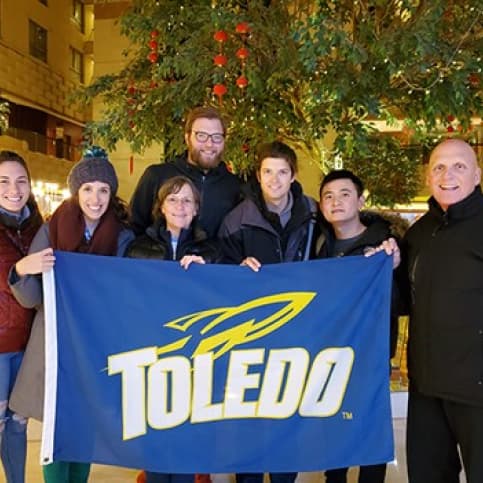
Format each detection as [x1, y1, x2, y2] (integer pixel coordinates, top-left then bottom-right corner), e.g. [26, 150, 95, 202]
[447, 125, 455, 133]
[127, 85, 136, 95]
[468, 73, 480, 87]
[236, 22, 250, 34]
[148, 51, 158, 63]
[150, 30, 159, 38]
[446, 114, 455, 122]
[242, 143, 250, 152]
[236, 76, 248, 88]
[148, 39, 158, 50]
[213, 84, 227, 97]
[213, 84, 227, 105]
[213, 30, 228, 43]
[213, 54, 227, 67]
[236, 48, 249, 60]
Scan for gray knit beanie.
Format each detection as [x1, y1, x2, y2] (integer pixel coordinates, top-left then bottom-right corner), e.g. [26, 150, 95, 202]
[67, 146, 118, 195]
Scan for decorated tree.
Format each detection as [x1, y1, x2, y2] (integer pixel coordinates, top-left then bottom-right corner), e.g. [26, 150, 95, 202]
[77, 0, 482, 205]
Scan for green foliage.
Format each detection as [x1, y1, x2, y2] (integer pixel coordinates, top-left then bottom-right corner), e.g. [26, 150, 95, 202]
[75, 0, 482, 205]
[344, 137, 423, 206]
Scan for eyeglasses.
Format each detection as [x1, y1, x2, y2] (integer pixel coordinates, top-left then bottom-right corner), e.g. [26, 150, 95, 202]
[193, 131, 225, 144]
[165, 196, 195, 207]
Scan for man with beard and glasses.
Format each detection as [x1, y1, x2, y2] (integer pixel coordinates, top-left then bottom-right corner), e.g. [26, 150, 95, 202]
[130, 106, 242, 238]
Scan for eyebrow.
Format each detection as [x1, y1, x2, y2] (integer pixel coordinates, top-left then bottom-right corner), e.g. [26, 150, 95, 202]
[323, 188, 352, 195]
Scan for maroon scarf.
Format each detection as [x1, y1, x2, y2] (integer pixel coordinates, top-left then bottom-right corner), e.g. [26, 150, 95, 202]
[49, 199, 121, 255]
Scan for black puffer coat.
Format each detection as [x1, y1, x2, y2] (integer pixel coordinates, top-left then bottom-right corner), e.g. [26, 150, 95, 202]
[125, 218, 221, 263]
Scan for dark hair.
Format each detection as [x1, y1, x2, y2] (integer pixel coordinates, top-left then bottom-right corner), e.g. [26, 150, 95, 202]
[185, 106, 226, 135]
[255, 141, 298, 175]
[319, 169, 364, 197]
[110, 196, 130, 227]
[0, 150, 31, 180]
[152, 176, 200, 220]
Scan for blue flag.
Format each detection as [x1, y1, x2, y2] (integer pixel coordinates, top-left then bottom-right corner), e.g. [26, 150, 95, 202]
[41, 252, 394, 473]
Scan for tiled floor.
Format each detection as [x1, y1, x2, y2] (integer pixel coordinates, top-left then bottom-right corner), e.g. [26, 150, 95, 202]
[1, 419, 408, 483]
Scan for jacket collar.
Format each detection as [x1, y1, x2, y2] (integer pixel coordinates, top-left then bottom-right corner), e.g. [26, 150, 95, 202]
[317, 211, 390, 257]
[428, 186, 483, 221]
[146, 218, 207, 244]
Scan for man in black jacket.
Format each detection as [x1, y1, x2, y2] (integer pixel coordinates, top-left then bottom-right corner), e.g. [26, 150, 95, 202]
[130, 106, 241, 237]
[317, 169, 397, 483]
[400, 138, 483, 483]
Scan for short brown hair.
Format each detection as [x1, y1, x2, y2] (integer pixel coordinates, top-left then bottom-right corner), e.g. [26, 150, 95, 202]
[152, 176, 201, 220]
[184, 106, 227, 135]
[255, 141, 298, 175]
[0, 150, 31, 180]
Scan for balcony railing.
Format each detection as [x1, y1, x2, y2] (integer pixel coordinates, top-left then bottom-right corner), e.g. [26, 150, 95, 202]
[5, 127, 79, 162]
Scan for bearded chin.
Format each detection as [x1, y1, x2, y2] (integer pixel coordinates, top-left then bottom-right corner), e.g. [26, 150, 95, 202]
[190, 148, 221, 170]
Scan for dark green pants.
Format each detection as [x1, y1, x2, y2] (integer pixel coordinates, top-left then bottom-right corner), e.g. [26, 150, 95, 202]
[43, 461, 90, 483]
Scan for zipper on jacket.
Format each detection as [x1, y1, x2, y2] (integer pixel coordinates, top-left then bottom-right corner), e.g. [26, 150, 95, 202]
[432, 212, 448, 237]
[409, 254, 419, 305]
[198, 175, 206, 225]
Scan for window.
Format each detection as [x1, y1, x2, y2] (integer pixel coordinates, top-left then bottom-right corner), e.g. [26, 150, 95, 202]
[70, 47, 84, 83]
[29, 20, 47, 63]
[72, 0, 85, 32]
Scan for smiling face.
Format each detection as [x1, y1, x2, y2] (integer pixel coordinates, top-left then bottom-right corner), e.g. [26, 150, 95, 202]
[320, 178, 364, 226]
[78, 181, 111, 226]
[427, 139, 480, 211]
[185, 117, 225, 171]
[0, 161, 31, 214]
[257, 156, 295, 208]
[161, 183, 198, 236]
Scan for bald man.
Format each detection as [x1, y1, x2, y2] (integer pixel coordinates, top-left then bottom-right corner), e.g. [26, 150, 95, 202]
[399, 139, 483, 482]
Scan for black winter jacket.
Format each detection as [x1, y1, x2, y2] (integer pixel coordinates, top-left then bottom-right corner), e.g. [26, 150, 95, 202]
[316, 212, 399, 357]
[400, 186, 483, 406]
[218, 180, 316, 264]
[125, 218, 221, 263]
[129, 152, 242, 237]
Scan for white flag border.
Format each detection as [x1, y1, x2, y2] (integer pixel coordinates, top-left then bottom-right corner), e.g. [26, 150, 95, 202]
[40, 268, 58, 465]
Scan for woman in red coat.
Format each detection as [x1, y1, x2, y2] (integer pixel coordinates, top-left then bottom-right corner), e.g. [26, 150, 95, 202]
[0, 150, 43, 483]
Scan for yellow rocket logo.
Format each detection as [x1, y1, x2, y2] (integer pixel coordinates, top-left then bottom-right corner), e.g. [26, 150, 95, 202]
[157, 291, 316, 359]
[107, 291, 354, 440]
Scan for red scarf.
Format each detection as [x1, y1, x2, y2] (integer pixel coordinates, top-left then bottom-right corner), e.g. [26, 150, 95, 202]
[49, 199, 121, 255]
